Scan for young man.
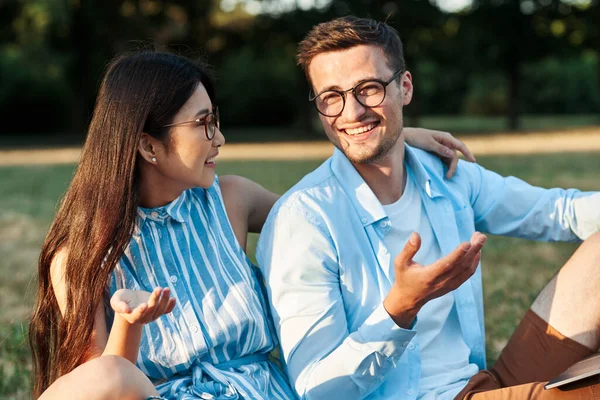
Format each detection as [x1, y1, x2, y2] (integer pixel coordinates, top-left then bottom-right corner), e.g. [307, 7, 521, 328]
[256, 16, 600, 400]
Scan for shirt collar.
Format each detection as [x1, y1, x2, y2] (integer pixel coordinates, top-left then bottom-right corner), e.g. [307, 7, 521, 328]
[330, 144, 434, 226]
[164, 189, 192, 223]
[404, 145, 435, 198]
[134, 189, 192, 233]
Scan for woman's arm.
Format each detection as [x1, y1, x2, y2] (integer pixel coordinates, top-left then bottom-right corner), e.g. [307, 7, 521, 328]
[50, 249, 108, 361]
[221, 175, 280, 248]
[103, 288, 176, 363]
[50, 250, 175, 364]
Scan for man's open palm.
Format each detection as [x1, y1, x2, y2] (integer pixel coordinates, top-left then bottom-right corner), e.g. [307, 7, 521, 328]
[393, 231, 487, 306]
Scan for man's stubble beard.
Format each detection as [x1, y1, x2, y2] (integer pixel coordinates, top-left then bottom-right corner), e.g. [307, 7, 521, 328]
[337, 125, 403, 165]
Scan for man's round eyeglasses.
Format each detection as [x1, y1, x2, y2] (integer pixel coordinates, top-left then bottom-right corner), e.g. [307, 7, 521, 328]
[163, 106, 220, 140]
[309, 69, 405, 117]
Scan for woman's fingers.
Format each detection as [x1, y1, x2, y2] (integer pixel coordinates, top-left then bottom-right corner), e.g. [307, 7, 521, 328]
[433, 132, 476, 180]
[130, 302, 149, 322]
[429, 132, 470, 179]
[151, 288, 172, 319]
[431, 137, 456, 159]
[146, 287, 162, 310]
[112, 287, 175, 324]
[439, 133, 476, 163]
[445, 155, 459, 180]
[165, 297, 177, 314]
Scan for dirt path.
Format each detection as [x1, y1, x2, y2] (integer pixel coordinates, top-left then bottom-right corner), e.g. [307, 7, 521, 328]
[1, 127, 599, 166]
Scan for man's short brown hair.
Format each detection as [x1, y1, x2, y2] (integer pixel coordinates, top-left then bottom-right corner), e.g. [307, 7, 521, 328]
[296, 16, 406, 85]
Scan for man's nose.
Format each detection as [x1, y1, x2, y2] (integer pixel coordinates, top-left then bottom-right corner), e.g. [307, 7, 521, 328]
[340, 92, 367, 121]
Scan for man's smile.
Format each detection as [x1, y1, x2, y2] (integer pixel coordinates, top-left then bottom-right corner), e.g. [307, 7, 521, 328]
[340, 121, 380, 136]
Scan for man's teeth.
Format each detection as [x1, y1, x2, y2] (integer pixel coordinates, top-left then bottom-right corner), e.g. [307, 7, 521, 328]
[206, 157, 216, 163]
[345, 123, 376, 135]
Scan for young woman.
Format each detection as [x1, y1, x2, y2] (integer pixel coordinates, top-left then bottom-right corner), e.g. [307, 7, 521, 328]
[29, 51, 474, 400]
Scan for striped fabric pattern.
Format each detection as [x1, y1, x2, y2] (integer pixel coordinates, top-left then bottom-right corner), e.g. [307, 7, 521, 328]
[109, 178, 296, 399]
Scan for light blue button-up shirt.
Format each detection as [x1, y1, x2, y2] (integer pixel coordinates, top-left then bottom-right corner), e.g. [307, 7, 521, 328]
[256, 145, 598, 400]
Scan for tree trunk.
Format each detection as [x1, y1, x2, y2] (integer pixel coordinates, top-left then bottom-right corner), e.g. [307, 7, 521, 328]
[507, 59, 520, 131]
[506, 0, 522, 132]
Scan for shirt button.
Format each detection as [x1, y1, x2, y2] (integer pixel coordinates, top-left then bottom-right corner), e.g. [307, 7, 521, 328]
[407, 389, 414, 395]
[379, 221, 387, 227]
[408, 343, 415, 350]
[191, 325, 199, 333]
[361, 217, 368, 224]
[170, 275, 178, 283]
[151, 211, 159, 218]
[402, 341, 410, 347]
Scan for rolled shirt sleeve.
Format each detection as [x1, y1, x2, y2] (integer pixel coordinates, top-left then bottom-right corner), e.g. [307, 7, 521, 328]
[457, 161, 599, 241]
[257, 203, 415, 400]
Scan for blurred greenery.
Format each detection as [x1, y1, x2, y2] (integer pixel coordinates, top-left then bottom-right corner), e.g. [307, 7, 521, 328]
[0, 0, 599, 140]
[1, 151, 599, 397]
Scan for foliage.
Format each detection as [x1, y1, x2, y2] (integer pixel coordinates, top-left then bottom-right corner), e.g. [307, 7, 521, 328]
[522, 52, 600, 114]
[456, 0, 600, 128]
[0, 48, 70, 134]
[218, 46, 301, 126]
[462, 72, 509, 115]
[0, 0, 599, 138]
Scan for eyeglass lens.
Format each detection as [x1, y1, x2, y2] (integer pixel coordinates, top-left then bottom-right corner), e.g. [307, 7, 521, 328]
[315, 80, 386, 117]
[206, 108, 220, 140]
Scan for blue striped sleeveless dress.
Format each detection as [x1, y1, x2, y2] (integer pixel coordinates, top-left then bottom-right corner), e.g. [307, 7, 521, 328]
[109, 177, 297, 400]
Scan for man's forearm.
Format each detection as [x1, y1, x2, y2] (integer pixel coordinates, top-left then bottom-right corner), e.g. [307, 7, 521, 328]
[284, 303, 416, 399]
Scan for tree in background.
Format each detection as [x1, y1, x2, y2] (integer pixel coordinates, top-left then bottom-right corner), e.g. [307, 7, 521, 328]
[0, 0, 222, 135]
[0, 0, 598, 138]
[457, 0, 599, 130]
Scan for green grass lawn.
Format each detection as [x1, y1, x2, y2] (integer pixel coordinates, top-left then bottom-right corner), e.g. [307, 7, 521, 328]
[1, 152, 599, 398]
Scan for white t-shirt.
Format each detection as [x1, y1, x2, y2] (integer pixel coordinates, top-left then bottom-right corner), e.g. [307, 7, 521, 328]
[382, 166, 479, 399]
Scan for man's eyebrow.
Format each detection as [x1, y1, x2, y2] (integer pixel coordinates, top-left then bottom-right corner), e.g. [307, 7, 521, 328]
[318, 76, 380, 93]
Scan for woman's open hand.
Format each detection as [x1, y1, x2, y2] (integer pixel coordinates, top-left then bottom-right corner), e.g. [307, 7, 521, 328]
[110, 287, 176, 325]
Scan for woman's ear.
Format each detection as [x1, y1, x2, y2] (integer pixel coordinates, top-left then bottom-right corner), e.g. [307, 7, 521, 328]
[138, 133, 159, 164]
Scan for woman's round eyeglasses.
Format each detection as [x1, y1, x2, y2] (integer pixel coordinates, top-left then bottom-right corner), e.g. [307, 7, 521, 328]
[309, 69, 404, 117]
[163, 106, 220, 140]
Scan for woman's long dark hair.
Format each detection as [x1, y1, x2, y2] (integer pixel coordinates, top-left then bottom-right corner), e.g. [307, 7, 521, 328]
[28, 51, 215, 398]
